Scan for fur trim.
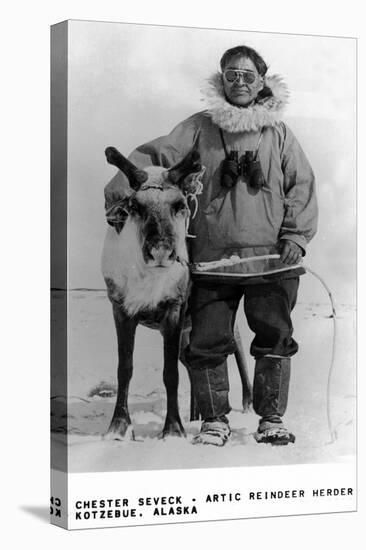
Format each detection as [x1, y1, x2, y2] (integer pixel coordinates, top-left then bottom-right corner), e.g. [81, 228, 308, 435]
[201, 72, 289, 133]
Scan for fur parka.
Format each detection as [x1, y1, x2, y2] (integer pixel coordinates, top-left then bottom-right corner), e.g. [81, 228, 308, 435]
[105, 73, 318, 263]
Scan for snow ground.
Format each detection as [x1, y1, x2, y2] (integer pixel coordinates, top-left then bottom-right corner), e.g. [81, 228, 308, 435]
[51, 291, 356, 472]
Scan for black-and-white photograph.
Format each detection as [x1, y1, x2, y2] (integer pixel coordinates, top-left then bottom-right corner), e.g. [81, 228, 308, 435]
[51, 20, 356, 477]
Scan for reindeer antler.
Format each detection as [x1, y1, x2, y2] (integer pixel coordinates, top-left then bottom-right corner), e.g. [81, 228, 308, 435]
[168, 149, 202, 188]
[105, 147, 148, 191]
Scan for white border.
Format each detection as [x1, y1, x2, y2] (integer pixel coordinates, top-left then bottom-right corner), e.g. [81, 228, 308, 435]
[63, 462, 356, 529]
[2, 1, 364, 548]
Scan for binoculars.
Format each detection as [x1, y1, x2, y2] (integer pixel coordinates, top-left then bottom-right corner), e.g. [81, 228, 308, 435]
[221, 150, 266, 190]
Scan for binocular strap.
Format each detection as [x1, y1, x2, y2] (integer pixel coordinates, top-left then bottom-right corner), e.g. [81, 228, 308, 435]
[219, 126, 264, 160]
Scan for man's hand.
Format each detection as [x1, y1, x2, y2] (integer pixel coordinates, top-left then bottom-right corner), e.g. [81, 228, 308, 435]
[279, 240, 303, 265]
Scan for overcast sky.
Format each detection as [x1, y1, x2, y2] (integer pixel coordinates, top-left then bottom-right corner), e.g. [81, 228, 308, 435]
[66, 20, 356, 303]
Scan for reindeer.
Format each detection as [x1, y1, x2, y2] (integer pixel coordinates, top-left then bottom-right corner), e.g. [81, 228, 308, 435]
[102, 146, 251, 441]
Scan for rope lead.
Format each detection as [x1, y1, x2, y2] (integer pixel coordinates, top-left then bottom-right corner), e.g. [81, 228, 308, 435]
[303, 265, 338, 443]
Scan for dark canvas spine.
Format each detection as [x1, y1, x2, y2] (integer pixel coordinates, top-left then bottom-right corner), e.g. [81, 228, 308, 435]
[50, 20, 69, 530]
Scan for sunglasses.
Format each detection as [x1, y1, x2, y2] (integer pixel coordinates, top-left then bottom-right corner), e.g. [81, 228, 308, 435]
[223, 69, 258, 85]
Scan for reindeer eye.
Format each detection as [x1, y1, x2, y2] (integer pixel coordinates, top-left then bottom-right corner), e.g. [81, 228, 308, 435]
[128, 199, 144, 217]
[172, 200, 187, 214]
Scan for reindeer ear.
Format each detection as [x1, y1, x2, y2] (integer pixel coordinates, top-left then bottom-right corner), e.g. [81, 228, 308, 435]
[168, 149, 202, 189]
[105, 146, 148, 191]
[105, 198, 129, 234]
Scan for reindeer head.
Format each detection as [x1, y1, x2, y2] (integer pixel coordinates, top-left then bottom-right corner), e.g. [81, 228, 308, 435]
[105, 146, 202, 268]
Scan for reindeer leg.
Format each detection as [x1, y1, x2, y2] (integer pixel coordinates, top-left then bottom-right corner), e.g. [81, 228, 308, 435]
[179, 323, 200, 422]
[160, 317, 186, 439]
[188, 370, 200, 422]
[105, 304, 137, 441]
[233, 323, 252, 411]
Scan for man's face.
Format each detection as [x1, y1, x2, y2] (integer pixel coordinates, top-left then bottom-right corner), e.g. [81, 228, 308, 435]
[222, 55, 264, 107]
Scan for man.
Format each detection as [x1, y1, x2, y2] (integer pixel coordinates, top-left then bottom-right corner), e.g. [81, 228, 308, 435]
[105, 45, 318, 446]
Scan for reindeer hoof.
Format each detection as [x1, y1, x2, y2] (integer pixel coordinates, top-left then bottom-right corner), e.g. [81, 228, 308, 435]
[104, 421, 135, 441]
[158, 421, 186, 439]
[242, 395, 253, 413]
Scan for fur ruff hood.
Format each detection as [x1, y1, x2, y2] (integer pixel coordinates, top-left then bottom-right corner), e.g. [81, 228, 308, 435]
[202, 72, 289, 133]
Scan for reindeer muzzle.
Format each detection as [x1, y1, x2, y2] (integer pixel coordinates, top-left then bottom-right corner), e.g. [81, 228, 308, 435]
[144, 244, 177, 267]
